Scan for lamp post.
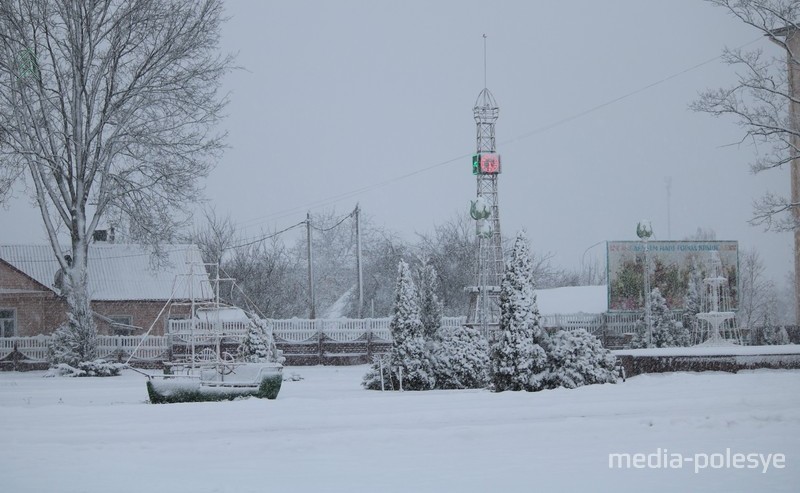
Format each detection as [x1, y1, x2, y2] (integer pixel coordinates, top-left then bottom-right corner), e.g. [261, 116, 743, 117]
[636, 220, 653, 346]
[581, 240, 605, 285]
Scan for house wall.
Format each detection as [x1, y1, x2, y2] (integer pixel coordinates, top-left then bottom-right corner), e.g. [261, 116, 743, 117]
[92, 300, 193, 336]
[1, 261, 195, 337]
[0, 261, 64, 336]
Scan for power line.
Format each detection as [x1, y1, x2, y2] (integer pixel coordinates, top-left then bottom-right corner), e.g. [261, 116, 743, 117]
[231, 36, 763, 234]
[5, 36, 766, 262]
[310, 206, 357, 232]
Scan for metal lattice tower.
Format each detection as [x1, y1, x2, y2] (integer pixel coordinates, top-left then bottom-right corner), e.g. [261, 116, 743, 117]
[466, 87, 504, 335]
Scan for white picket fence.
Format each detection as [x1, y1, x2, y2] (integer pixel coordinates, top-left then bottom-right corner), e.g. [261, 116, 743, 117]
[167, 316, 465, 344]
[0, 335, 169, 363]
[2, 313, 655, 365]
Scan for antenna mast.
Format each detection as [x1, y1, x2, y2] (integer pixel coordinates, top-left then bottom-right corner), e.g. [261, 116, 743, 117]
[466, 34, 504, 337]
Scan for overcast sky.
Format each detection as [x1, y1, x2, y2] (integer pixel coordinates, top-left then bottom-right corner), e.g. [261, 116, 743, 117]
[0, 0, 793, 285]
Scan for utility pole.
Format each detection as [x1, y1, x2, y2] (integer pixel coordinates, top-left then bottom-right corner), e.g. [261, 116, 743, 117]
[665, 177, 672, 240]
[770, 26, 800, 323]
[306, 212, 315, 319]
[355, 203, 364, 318]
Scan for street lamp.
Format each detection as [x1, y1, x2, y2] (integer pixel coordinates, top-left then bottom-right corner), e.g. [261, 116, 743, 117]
[636, 220, 653, 346]
[581, 240, 605, 285]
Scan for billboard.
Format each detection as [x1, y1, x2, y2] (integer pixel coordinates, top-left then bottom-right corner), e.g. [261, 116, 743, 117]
[607, 241, 738, 311]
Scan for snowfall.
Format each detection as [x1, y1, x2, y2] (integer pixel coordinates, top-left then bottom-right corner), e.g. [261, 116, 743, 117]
[0, 366, 797, 492]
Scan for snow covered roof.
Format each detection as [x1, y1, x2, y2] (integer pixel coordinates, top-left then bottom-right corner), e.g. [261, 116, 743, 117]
[534, 285, 608, 315]
[0, 244, 214, 301]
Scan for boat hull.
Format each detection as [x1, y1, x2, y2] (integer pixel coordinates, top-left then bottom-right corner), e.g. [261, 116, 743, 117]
[147, 364, 283, 403]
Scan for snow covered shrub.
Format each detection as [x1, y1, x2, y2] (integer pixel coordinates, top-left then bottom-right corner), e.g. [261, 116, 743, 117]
[630, 288, 690, 348]
[49, 275, 100, 367]
[433, 325, 489, 389]
[489, 232, 549, 392]
[49, 360, 125, 377]
[239, 318, 272, 362]
[547, 329, 617, 389]
[363, 261, 435, 390]
[761, 326, 790, 345]
[238, 315, 285, 364]
[49, 315, 98, 367]
[362, 355, 394, 390]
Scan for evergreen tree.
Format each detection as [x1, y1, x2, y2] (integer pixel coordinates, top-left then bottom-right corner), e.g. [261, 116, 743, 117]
[489, 231, 549, 392]
[417, 262, 443, 341]
[433, 325, 489, 389]
[632, 288, 690, 348]
[363, 260, 434, 390]
[239, 318, 272, 362]
[547, 329, 617, 389]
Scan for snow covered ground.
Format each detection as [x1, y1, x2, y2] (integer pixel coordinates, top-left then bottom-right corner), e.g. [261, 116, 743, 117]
[1, 367, 798, 492]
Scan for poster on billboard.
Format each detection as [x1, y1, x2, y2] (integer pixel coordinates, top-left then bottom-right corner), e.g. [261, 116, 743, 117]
[607, 241, 738, 311]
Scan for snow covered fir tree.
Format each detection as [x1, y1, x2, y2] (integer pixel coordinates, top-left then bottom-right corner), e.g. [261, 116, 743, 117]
[489, 231, 549, 392]
[631, 288, 691, 348]
[433, 325, 489, 389]
[547, 329, 617, 389]
[363, 260, 435, 390]
[417, 262, 443, 341]
[239, 316, 277, 362]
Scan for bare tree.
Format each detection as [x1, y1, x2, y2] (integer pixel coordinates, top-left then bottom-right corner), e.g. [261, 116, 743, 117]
[739, 248, 776, 340]
[0, 0, 232, 361]
[692, 0, 799, 319]
[186, 207, 236, 270]
[416, 213, 476, 316]
[684, 227, 718, 241]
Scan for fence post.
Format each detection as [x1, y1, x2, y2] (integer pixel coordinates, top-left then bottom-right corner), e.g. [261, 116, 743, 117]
[365, 319, 372, 362]
[317, 320, 324, 365]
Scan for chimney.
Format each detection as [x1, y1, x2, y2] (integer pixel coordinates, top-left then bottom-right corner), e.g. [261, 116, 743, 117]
[93, 227, 116, 243]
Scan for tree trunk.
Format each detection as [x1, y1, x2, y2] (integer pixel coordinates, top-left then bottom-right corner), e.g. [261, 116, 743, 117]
[51, 213, 98, 366]
[787, 29, 800, 325]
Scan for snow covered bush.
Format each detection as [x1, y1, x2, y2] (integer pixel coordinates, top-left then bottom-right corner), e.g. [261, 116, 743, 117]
[630, 288, 690, 348]
[433, 325, 489, 389]
[546, 329, 617, 389]
[47, 360, 125, 377]
[48, 300, 98, 367]
[489, 231, 549, 392]
[761, 326, 790, 345]
[362, 354, 394, 390]
[238, 315, 285, 364]
[239, 318, 272, 362]
[363, 260, 435, 391]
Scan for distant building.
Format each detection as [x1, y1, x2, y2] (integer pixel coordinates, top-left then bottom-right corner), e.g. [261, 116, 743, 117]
[0, 241, 213, 337]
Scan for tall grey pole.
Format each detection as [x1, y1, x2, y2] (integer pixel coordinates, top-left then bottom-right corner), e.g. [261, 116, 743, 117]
[637, 220, 653, 346]
[355, 204, 364, 319]
[307, 212, 315, 319]
[644, 238, 651, 346]
[786, 30, 800, 324]
[769, 27, 800, 324]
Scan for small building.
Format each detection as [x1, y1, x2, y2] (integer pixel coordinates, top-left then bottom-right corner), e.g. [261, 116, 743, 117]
[0, 242, 213, 337]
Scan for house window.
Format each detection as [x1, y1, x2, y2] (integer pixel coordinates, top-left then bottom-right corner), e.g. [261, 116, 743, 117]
[109, 315, 133, 335]
[0, 309, 16, 337]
